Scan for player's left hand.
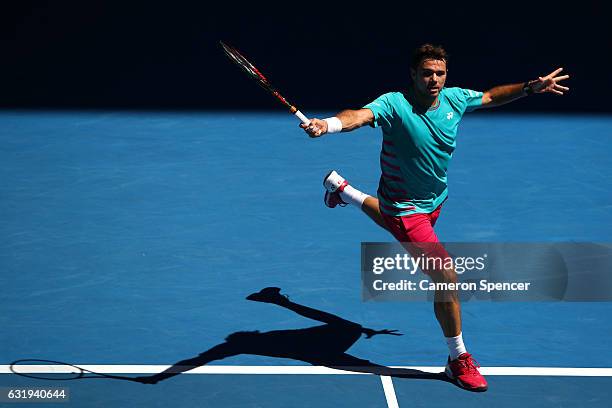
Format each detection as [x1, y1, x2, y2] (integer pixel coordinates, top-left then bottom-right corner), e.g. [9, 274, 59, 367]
[531, 67, 570, 95]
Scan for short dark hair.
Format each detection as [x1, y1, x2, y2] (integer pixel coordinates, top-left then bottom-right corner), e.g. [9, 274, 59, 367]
[411, 44, 448, 70]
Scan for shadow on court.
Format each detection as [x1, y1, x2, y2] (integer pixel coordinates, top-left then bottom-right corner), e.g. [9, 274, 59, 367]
[134, 287, 455, 387]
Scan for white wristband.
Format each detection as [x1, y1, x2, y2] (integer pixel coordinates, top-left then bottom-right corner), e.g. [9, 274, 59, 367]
[323, 117, 343, 134]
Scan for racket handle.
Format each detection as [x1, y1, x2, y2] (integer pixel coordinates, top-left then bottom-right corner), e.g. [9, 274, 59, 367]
[294, 110, 310, 126]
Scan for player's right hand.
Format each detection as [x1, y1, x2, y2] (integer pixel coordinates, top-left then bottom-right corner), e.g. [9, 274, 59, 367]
[300, 118, 328, 138]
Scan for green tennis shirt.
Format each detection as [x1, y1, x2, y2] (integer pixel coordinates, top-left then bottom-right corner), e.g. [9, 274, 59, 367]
[364, 87, 482, 216]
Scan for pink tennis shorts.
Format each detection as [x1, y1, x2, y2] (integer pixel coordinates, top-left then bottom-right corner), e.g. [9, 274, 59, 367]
[381, 204, 450, 274]
[381, 204, 444, 243]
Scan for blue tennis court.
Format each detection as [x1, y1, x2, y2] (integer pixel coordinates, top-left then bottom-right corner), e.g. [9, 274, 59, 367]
[1, 111, 611, 406]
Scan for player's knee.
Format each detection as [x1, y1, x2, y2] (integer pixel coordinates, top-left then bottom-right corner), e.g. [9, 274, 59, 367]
[429, 266, 457, 284]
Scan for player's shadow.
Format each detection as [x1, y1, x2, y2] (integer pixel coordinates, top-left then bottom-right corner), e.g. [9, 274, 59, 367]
[136, 287, 454, 386]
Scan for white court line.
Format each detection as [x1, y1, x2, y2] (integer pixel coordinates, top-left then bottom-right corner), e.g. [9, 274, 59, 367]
[380, 376, 399, 408]
[5, 365, 612, 408]
[2, 365, 612, 376]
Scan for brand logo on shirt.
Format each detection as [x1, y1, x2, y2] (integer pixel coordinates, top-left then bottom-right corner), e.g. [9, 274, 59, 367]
[446, 112, 454, 120]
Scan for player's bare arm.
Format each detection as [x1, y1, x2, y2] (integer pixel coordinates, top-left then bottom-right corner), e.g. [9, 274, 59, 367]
[479, 67, 570, 108]
[300, 108, 374, 138]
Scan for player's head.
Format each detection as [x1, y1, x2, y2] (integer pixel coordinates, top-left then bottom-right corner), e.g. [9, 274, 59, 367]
[410, 44, 448, 98]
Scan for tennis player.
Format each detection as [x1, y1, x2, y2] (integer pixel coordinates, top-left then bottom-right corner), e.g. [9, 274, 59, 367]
[301, 44, 569, 391]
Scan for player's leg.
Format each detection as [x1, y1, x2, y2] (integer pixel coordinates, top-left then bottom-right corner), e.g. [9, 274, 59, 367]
[389, 214, 462, 336]
[323, 170, 389, 231]
[421, 206, 466, 351]
[431, 265, 462, 337]
[383, 208, 487, 391]
[361, 196, 389, 230]
[420, 205, 462, 341]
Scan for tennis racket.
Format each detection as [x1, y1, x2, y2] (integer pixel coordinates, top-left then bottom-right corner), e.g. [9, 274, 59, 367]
[10, 359, 139, 382]
[220, 41, 311, 125]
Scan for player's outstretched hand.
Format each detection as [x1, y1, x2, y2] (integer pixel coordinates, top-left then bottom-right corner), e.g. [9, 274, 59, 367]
[300, 118, 328, 138]
[362, 328, 403, 339]
[531, 67, 570, 95]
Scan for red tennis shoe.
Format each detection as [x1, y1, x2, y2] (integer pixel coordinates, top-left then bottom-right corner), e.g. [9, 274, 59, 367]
[445, 353, 488, 392]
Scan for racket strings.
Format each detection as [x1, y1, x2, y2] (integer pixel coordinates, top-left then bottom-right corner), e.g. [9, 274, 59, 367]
[222, 43, 271, 86]
[220, 41, 299, 113]
[10, 360, 84, 380]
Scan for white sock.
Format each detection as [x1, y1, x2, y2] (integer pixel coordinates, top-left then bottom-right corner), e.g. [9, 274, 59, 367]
[446, 332, 467, 360]
[339, 185, 369, 208]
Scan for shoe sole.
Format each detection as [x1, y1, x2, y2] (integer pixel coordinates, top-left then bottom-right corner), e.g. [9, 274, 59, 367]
[323, 172, 338, 208]
[324, 191, 334, 208]
[445, 367, 488, 392]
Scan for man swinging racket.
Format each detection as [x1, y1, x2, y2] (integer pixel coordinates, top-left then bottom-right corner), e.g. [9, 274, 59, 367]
[301, 44, 570, 391]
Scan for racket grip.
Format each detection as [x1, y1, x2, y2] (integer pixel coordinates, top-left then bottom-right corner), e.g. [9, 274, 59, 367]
[294, 110, 310, 126]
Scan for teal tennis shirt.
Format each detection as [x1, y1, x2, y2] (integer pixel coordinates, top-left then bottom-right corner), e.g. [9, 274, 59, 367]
[364, 87, 482, 216]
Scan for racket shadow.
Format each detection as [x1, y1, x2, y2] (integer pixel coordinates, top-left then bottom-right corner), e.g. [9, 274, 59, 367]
[9, 359, 140, 382]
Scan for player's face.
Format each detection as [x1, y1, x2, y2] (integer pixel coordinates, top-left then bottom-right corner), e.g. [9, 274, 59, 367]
[411, 59, 447, 97]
